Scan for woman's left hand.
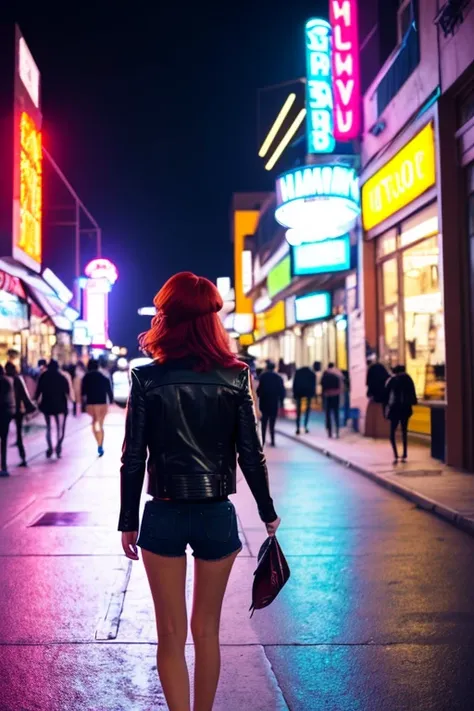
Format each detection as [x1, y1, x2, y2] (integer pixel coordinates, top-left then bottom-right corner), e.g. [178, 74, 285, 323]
[121, 531, 139, 560]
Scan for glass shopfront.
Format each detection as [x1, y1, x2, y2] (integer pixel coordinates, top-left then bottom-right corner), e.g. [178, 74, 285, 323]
[376, 202, 445, 402]
[0, 291, 29, 363]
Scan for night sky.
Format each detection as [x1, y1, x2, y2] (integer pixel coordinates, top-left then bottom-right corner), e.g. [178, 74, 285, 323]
[8, 2, 324, 354]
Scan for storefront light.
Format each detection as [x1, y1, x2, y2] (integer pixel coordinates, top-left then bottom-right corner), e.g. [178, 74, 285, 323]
[275, 165, 360, 241]
[254, 293, 272, 314]
[293, 236, 351, 275]
[295, 291, 331, 323]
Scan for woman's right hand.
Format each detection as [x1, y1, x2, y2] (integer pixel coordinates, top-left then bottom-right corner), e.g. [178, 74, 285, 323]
[266, 516, 281, 537]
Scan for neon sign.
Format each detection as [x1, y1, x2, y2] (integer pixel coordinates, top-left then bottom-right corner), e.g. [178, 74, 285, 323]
[295, 292, 332, 323]
[84, 281, 108, 347]
[330, 0, 361, 141]
[84, 258, 118, 285]
[305, 18, 335, 154]
[275, 165, 360, 242]
[293, 236, 351, 275]
[16, 112, 42, 269]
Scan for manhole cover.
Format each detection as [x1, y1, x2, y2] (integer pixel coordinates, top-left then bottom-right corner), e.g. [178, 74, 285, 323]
[396, 469, 442, 477]
[30, 511, 101, 527]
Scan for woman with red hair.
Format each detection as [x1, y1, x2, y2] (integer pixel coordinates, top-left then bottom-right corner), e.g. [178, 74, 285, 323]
[118, 272, 280, 711]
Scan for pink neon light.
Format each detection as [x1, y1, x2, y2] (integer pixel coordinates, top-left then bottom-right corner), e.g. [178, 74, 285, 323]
[84, 258, 118, 285]
[330, 0, 361, 141]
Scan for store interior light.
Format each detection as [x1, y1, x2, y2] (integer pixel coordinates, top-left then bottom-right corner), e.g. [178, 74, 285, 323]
[258, 93, 296, 158]
[401, 216, 438, 246]
[265, 108, 307, 171]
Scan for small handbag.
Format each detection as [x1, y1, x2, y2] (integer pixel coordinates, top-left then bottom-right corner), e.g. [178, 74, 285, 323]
[249, 536, 290, 617]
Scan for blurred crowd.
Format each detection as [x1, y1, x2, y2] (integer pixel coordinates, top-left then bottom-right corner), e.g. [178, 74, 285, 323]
[0, 353, 114, 476]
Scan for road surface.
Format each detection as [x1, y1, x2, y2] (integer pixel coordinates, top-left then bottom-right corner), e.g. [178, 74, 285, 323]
[1, 412, 473, 710]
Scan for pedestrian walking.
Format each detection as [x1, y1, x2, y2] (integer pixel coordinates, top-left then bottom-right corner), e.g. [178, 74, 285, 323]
[384, 365, 418, 464]
[35, 360, 70, 459]
[0, 365, 15, 476]
[37, 359, 47, 377]
[5, 362, 36, 467]
[81, 359, 113, 457]
[61, 365, 76, 413]
[73, 361, 86, 415]
[256, 361, 286, 446]
[293, 362, 318, 434]
[119, 271, 280, 711]
[321, 362, 344, 438]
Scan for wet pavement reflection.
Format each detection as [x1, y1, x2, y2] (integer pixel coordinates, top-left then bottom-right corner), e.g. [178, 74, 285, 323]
[1, 411, 474, 709]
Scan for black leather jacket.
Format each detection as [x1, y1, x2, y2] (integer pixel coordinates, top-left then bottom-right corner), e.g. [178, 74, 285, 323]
[118, 359, 277, 532]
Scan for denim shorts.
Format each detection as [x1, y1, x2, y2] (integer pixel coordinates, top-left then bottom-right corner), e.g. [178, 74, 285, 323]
[137, 498, 242, 561]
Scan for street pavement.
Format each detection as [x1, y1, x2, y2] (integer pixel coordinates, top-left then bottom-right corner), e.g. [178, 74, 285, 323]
[1, 410, 474, 710]
[277, 412, 474, 536]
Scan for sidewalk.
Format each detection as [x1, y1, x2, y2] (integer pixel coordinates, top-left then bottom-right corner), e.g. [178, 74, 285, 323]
[276, 414, 474, 536]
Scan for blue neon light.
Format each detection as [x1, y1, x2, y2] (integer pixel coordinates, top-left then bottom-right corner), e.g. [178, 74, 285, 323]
[295, 291, 331, 322]
[293, 236, 351, 275]
[305, 18, 335, 154]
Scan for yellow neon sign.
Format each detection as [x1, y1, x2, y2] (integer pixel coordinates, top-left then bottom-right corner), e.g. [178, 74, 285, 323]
[258, 93, 296, 158]
[361, 122, 436, 231]
[265, 109, 307, 171]
[19, 111, 42, 266]
[254, 300, 286, 340]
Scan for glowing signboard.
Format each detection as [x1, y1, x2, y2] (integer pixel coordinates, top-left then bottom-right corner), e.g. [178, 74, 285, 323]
[254, 301, 286, 340]
[293, 236, 351, 275]
[305, 18, 335, 154]
[267, 256, 292, 299]
[14, 111, 42, 270]
[84, 281, 108, 347]
[18, 37, 40, 109]
[361, 123, 436, 231]
[85, 258, 118, 285]
[330, 0, 361, 141]
[295, 291, 332, 323]
[42, 268, 73, 304]
[275, 165, 360, 242]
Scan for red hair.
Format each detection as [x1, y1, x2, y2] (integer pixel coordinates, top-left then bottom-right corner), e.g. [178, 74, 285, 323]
[139, 272, 244, 372]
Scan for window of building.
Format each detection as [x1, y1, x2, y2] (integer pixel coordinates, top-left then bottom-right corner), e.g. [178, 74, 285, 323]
[397, 0, 413, 43]
[376, 203, 445, 400]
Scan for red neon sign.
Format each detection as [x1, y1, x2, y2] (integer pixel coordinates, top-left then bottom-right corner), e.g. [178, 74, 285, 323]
[330, 0, 361, 141]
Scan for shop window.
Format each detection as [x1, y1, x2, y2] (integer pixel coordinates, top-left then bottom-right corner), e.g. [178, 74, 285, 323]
[400, 203, 439, 248]
[376, 228, 397, 259]
[377, 203, 446, 400]
[403, 236, 445, 399]
[383, 306, 399, 365]
[382, 258, 398, 305]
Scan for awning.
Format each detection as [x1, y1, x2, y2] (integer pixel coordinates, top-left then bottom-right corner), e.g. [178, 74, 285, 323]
[0, 258, 79, 331]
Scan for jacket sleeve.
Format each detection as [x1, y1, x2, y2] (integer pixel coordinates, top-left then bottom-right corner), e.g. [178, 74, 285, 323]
[236, 369, 277, 524]
[34, 375, 43, 401]
[118, 369, 147, 532]
[17, 376, 35, 413]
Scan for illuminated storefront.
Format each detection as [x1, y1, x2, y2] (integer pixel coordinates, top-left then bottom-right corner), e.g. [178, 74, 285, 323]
[361, 119, 442, 437]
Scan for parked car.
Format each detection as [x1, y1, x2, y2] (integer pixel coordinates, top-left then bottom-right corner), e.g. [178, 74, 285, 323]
[113, 357, 152, 407]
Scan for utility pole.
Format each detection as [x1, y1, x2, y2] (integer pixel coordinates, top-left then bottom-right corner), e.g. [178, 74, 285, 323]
[43, 147, 102, 278]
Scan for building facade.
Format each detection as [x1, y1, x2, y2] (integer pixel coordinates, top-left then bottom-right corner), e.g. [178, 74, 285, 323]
[359, 0, 474, 466]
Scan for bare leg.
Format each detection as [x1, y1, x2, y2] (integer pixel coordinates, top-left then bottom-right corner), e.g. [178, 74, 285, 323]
[142, 551, 190, 711]
[91, 415, 101, 445]
[96, 408, 107, 447]
[191, 551, 239, 711]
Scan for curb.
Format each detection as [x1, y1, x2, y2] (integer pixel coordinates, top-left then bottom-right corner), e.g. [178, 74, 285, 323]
[276, 428, 474, 539]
